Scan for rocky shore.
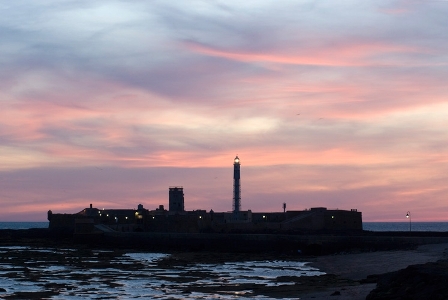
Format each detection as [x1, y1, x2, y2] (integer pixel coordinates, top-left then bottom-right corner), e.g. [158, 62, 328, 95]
[306, 243, 448, 299]
[366, 259, 448, 299]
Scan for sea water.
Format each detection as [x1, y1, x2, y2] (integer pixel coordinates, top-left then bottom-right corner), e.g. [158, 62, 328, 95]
[0, 222, 49, 229]
[363, 222, 448, 232]
[0, 246, 324, 299]
[2, 222, 448, 231]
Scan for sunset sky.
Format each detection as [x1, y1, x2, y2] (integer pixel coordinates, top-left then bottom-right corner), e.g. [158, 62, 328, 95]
[1, 1, 448, 222]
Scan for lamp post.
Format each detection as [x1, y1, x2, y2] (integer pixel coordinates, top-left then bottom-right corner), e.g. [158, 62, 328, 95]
[406, 211, 411, 232]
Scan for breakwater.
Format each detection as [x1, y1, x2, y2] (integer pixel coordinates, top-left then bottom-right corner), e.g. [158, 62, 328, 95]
[2, 228, 448, 255]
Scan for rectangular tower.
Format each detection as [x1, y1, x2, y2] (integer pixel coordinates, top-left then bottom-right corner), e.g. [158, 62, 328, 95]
[169, 186, 184, 212]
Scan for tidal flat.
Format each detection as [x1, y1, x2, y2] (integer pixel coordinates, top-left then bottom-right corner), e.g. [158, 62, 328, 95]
[2, 244, 447, 299]
[0, 246, 353, 299]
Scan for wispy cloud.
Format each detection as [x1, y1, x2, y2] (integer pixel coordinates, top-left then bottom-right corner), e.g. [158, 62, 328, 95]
[1, 0, 448, 221]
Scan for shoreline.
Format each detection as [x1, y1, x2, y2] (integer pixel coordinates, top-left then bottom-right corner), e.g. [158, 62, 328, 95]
[154, 243, 448, 299]
[1, 229, 448, 298]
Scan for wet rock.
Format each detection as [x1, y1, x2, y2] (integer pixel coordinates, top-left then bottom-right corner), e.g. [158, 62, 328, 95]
[367, 259, 448, 300]
[3, 291, 59, 299]
[331, 290, 341, 296]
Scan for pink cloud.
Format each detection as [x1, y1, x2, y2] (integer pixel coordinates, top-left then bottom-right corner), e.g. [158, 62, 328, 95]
[1, 1, 448, 223]
[183, 40, 425, 67]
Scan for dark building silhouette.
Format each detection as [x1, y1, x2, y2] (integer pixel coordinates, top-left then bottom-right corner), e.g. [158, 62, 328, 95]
[169, 186, 184, 212]
[48, 156, 363, 234]
[233, 156, 241, 213]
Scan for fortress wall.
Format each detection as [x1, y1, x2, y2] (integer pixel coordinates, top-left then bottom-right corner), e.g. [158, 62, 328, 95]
[323, 210, 362, 230]
[48, 214, 76, 231]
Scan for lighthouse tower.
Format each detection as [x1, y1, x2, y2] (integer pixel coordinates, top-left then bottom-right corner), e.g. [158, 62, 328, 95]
[233, 156, 241, 213]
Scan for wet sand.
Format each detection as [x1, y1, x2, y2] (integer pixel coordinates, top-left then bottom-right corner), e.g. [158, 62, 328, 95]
[301, 243, 448, 299]
[163, 243, 448, 299]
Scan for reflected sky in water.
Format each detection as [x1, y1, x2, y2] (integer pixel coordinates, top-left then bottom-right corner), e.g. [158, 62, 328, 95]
[0, 246, 324, 299]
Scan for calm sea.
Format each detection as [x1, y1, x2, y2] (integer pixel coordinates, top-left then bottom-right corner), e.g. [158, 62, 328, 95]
[1, 222, 448, 231]
[0, 222, 49, 229]
[363, 222, 448, 232]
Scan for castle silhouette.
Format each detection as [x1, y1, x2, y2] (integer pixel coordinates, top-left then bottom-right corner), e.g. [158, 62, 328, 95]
[48, 156, 362, 234]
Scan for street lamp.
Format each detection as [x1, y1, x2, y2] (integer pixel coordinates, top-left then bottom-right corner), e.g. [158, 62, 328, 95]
[406, 211, 411, 232]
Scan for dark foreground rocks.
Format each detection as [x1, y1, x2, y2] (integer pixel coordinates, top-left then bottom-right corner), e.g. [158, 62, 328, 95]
[367, 259, 448, 300]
